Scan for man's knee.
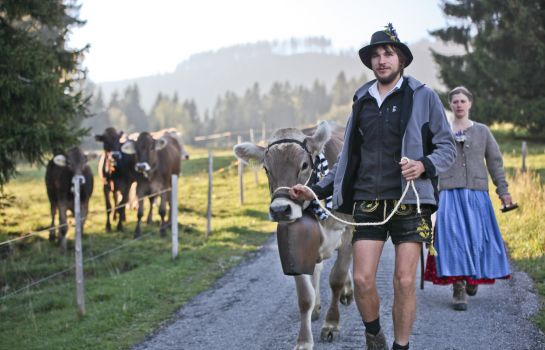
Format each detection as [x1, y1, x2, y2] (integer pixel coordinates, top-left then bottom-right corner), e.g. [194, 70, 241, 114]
[393, 274, 416, 295]
[353, 272, 376, 294]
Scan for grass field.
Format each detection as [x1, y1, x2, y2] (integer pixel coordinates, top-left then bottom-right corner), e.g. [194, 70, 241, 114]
[0, 132, 544, 349]
[0, 148, 275, 349]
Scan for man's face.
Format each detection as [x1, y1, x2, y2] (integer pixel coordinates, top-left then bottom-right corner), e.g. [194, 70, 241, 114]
[371, 46, 402, 85]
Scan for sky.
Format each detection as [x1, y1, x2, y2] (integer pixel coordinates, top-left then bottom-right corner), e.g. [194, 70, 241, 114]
[68, 0, 447, 83]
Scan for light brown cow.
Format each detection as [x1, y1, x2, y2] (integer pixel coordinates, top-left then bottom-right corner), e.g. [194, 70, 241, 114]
[121, 132, 181, 237]
[234, 121, 353, 350]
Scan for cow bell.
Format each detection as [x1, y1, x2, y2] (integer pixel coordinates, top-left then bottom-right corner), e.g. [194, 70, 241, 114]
[277, 212, 322, 276]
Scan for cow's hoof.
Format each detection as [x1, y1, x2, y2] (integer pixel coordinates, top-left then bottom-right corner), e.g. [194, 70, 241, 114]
[49, 233, 56, 242]
[116, 223, 124, 232]
[293, 342, 313, 350]
[320, 327, 340, 342]
[134, 231, 141, 239]
[106, 223, 111, 232]
[340, 288, 353, 306]
[311, 304, 321, 321]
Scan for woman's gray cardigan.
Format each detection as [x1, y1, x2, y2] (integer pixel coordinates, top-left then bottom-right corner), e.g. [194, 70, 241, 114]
[438, 122, 509, 197]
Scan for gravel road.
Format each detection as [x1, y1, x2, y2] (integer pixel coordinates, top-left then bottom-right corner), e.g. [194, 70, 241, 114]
[134, 234, 545, 350]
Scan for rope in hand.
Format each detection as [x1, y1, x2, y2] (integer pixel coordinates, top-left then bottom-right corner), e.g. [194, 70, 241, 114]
[273, 157, 421, 226]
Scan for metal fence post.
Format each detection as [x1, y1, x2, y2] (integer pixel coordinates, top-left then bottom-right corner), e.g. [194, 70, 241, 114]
[72, 175, 86, 317]
[171, 174, 179, 259]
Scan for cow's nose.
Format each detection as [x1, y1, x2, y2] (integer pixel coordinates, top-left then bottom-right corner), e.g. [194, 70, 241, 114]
[270, 204, 291, 216]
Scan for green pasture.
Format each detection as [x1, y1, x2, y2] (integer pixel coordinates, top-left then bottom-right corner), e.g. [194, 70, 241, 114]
[0, 149, 275, 349]
[0, 131, 544, 349]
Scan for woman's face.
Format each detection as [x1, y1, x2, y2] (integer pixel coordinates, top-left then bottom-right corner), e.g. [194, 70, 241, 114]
[449, 93, 472, 119]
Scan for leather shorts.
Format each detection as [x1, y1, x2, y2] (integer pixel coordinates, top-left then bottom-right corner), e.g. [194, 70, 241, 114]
[352, 200, 433, 245]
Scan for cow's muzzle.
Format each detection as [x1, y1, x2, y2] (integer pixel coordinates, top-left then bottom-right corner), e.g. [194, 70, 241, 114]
[269, 191, 303, 222]
[135, 162, 151, 178]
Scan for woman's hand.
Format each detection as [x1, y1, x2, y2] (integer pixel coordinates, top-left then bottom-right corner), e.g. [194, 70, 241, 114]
[500, 194, 513, 207]
[288, 184, 314, 201]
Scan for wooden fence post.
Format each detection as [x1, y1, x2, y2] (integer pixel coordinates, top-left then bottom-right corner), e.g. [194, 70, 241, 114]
[207, 149, 213, 237]
[72, 175, 85, 317]
[521, 141, 527, 173]
[171, 174, 179, 259]
[238, 135, 244, 205]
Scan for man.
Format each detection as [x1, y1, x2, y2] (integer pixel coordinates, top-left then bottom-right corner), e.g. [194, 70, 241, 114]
[289, 24, 455, 350]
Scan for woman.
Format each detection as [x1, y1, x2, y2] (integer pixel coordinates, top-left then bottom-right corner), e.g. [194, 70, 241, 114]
[424, 86, 514, 311]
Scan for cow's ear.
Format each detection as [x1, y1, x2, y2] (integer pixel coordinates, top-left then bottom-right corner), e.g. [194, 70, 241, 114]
[94, 134, 104, 142]
[53, 154, 67, 167]
[305, 121, 331, 155]
[155, 137, 168, 151]
[233, 142, 265, 164]
[121, 141, 136, 154]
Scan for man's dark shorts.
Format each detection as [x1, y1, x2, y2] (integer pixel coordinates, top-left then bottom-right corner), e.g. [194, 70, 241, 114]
[352, 200, 433, 245]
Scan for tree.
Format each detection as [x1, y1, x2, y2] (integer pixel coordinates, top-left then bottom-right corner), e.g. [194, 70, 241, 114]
[0, 0, 90, 186]
[432, 0, 545, 135]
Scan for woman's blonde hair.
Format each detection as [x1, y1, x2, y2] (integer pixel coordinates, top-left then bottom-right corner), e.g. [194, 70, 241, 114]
[448, 86, 473, 102]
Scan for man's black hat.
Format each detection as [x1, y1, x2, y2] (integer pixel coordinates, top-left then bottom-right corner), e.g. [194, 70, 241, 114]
[358, 23, 413, 69]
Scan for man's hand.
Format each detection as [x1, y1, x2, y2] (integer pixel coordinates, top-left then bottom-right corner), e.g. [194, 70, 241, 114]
[400, 158, 425, 181]
[288, 184, 314, 201]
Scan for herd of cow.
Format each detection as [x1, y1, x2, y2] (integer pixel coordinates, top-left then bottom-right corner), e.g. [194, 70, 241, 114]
[45, 127, 189, 250]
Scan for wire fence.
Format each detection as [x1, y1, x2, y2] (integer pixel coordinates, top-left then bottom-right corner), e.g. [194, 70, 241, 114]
[0, 178, 179, 308]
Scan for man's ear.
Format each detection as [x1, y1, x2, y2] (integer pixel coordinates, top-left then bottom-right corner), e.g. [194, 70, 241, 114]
[305, 121, 331, 156]
[233, 142, 266, 164]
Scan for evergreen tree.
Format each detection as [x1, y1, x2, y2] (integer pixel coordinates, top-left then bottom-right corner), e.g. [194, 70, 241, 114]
[432, 0, 545, 135]
[0, 0, 89, 186]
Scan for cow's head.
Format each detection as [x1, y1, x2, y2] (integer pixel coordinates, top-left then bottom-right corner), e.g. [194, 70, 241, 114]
[121, 132, 168, 178]
[95, 127, 124, 164]
[53, 147, 89, 179]
[234, 121, 331, 222]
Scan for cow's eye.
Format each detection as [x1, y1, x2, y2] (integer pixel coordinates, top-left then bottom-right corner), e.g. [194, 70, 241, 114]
[301, 162, 308, 171]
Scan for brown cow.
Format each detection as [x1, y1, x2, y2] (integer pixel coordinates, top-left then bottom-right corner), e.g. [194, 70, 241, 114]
[45, 147, 94, 250]
[95, 127, 142, 232]
[121, 132, 181, 237]
[234, 121, 353, 350]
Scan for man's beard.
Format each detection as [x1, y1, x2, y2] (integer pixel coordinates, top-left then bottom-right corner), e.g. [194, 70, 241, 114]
[374, 66, 402, 84]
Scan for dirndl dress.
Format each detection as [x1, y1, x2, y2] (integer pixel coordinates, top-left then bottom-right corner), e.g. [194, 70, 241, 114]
[424, 188, 511, 285]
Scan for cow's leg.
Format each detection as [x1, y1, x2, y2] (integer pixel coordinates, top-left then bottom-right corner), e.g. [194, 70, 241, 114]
[158, 193, 167, 237]
[294, 274, 315, 350]
[320, 227, 353, 343]
[146, 196, 154, 224]
[135, 185, 147, 238]
[49, 203, 57, 242]
[117, 184, 130, 231]
[311, 261, 323, 321]
[103, 183, 112, 232]
[58, 204, 68, 252]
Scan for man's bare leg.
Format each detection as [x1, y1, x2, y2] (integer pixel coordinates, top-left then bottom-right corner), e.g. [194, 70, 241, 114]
[392, 242, 421, 346]
[352, 240, 385, 321]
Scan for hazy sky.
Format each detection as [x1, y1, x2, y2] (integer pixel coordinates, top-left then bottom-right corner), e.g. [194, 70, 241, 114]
[69, 0, 447, 83]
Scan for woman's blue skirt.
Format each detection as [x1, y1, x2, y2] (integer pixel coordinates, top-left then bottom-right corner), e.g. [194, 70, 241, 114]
[435, 188, 511, 279]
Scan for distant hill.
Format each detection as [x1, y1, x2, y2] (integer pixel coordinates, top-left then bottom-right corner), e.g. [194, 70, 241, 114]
[96, 38, 463, 113]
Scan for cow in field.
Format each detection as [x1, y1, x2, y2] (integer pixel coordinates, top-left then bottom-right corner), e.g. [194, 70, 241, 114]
[121, 132, 181, 237]
[234, 121, 354, 350]
[45, 146, 94, 250]
[95, 127, 143, 232]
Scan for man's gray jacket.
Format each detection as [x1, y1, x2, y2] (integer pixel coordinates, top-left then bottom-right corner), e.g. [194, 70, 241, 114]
[313, 76, 456, 214]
